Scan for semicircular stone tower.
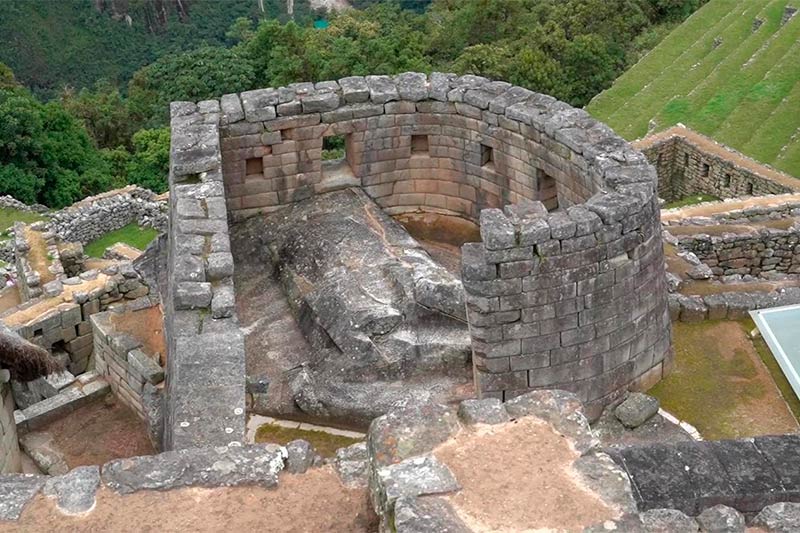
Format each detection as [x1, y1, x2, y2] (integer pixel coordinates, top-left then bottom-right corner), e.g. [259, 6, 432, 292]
[168, 72, 671, 437]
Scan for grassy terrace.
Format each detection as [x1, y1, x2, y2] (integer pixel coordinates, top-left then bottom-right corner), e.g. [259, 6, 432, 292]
[663, 194, 720, 209]
[649, 320, 800, 439]
[0, 207, 43, 233]
[84, 223, 158, 258]
[587, 0, 800, 177]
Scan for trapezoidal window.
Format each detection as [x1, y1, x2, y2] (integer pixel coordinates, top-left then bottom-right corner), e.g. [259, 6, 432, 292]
[245, 157, 263, 177]
[480, 144, 494, 169]
[411, 135, 429, 155]
[684, 153, 690, 166]
[537, 169, 559, 212]
[746, 182, 754, 195]
[701, 163, 710, 177]
[321, 133, 356, 186]
[722, 173, 732, 188]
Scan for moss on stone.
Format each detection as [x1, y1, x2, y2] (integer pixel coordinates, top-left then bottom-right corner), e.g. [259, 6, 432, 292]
[649, 320, 797, 440]
[254, 423, 362, 458]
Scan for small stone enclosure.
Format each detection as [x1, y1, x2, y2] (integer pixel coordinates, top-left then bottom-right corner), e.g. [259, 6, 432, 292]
[168, 72, 671, 443]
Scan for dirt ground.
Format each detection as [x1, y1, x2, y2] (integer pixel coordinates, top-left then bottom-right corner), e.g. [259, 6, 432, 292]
[24, 228, 55, 285]
[0, 286, 20, 314]
[2, 275, 110, 327]
[39, 397, 154, 469]
[649, 321, 799, 440]
[0, 468, 376, 533]
[110, 305, 166, 364]
[435, 417, 616, 532]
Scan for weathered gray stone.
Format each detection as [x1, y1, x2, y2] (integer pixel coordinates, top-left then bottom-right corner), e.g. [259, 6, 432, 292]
[285, 439, 317, 474]
[211, 283, 235, 319]
[375, 454, 460, 510]
[174, 282, 212, 309]
[205, 252, 234, 281]
[339, 76, 370, 103]
[614, 393, 660, 429]
[368, 402, 461, 468]
[639, 509, 699, 532]
[43, 466, 100, 516]
[333, 442, 369, 489]
[102, 444, 284, 494]
[573, 451, 637, 515]
[480, 209, 516, 250]
[0, 475, 45, 520]
[302, 91, 340, 113]
[696, 504, 745, 533]
[393, 496, 471, 533]
[240, 88, 278, 122]
[251, 190, 469, 422]
[505, 390, 597, 453]
[19, 432, 70, 475]
[394, 72, 428, 102]
[457, 398, 510, 425]
[752, 502, 800, 532]
[366, 75, 399, 104]
[220, 93, 244, 123]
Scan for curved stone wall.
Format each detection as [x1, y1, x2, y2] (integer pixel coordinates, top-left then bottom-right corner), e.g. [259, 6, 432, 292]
[196, 72, 670, 418]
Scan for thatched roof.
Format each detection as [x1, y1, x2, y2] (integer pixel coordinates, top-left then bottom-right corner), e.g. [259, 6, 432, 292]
[0, 324, 62, 382]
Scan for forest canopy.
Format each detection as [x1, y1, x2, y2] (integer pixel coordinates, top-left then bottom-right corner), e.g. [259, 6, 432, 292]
[0, 0, 705, 207]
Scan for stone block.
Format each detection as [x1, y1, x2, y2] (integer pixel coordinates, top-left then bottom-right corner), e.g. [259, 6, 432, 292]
[457, 398, 509, 425]
[174, 282, 213, 310]
[240, 88, 278, 122]
[127, 349, 164, 385]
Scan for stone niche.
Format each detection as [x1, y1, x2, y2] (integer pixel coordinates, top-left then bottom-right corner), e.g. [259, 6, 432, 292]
[180, 72, 671, 420]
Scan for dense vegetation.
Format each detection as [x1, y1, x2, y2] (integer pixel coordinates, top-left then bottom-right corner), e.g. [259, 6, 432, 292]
[588, 0, 800, 177]
[0, 0, 704, 208]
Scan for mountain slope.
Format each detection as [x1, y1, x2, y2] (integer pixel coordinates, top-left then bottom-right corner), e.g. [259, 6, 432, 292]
[587, 0, 800, 178]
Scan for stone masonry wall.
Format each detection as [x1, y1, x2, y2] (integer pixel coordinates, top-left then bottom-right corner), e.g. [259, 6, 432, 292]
[636, 128, 796, 201]
[0, 380, 21, 474]
[218, 74, 588, 221]
[165, 100, 246, 450]
[678, 228, 800, 277]
[49, 186, 167, 245]
[13, 223, 64, 302]
[91, 305, 165, 423]
[198, 73, 671, 418]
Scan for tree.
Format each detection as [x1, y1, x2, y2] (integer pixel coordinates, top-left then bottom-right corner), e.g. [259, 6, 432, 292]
[128, 46, 256, 128]
[126, 128, 170, 193]
[0, 62, 17, 89]
[61, 79, 135, 150]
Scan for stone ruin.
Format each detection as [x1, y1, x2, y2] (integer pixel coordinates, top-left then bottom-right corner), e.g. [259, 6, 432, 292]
[5, 73, 800, 530]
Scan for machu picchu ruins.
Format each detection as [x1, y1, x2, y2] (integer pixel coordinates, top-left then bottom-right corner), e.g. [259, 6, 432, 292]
[1, 1, 800, 531]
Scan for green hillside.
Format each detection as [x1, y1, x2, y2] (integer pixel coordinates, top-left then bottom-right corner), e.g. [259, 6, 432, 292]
[587, 0, 800, 178]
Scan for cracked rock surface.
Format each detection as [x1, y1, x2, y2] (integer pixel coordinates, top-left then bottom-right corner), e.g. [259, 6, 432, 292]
[234, 189, 472, 424]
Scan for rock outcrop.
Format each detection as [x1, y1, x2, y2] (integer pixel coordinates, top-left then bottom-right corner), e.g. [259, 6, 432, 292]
[237, 188, 472, 424]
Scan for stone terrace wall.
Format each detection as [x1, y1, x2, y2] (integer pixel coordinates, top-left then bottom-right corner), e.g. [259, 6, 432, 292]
[197, 73, 672, 418]
[49, 186, 167, 245]
[91, 304, 164, 429]
[165, 100, 246, 450]
[0, 381, 21, 474]
[636, 127, 797, 201]
[218, 73, 591, 221]
[13, 223, 64, 302]
[678, 228, 800, 277]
